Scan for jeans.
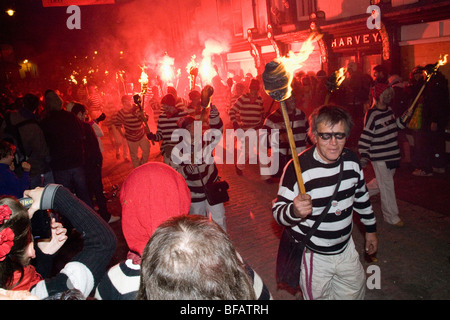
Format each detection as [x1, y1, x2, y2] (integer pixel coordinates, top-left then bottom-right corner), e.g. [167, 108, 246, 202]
[52, 166, 93, 208]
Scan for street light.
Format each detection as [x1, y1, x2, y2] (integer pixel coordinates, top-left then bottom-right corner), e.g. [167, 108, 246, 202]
[6, 9, 15, 16]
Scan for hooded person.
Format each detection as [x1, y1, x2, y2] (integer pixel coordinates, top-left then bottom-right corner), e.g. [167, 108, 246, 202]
[94, 162, 272, 300]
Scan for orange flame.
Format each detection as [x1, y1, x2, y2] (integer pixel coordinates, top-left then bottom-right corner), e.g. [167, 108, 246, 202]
[186, 55, 198, 74]
[269, 33, 322, 101]
[438, 54, 448, 67]
[336, 67, 346, 87]
[138, 66, 149, 93]
[424, 54, 448, 80]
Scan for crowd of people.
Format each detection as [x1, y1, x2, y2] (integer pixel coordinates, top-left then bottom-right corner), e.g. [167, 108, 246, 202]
[0, 60, 448, 300]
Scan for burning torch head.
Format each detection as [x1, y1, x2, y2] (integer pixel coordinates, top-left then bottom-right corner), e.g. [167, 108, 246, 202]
[133, 94, 141, 106]
[189, 67, 199, 77]
[200, 85, 214, 108]
[262, 60, 290, 102]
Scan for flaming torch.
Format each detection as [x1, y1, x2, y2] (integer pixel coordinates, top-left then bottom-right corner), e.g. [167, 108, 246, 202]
[262, 34, 321, 194]
[138, 65, 149, 94]
[401, 54, 448, 123]
[324, 67, 346, 105]
[186, 55, 199, 91]
[136, 66, 154, 145]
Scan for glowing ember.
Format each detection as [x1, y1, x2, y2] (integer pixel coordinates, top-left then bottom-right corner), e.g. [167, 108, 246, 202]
[70, 74, 77, 85]
[263, 33, 322, 101]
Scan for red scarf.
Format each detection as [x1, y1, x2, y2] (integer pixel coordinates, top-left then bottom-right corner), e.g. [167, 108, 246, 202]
[10, 265, 42, 291]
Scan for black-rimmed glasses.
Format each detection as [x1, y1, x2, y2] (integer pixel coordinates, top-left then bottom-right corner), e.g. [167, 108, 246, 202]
[317, 132, 346, 140]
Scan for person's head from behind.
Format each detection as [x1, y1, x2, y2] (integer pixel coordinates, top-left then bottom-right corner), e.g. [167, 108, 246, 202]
[71, 102, 88, 122]
[137, 215, 256, 300]
[23, 93, 40, 113]
[308, 105, 353, 163]
[0, 198, 35, 289]
[44, 90, 63, 112]
[167, 86, 178, 98]
[188, 90, 201, 107]
[372, 83, 394, 107]
[120, 162, 191, 260]
[0, 141, 15, 165]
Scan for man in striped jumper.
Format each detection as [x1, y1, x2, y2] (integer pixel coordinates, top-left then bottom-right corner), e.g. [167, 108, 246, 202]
[358, 83, 406, 227]
[146, 94, 187, 166]
[173, 105, 226, 231]
[114, 95, 150, 168]
[259, 95, 310, 181]
[229, 79, 264, 175]
[272, 105, 377, 300]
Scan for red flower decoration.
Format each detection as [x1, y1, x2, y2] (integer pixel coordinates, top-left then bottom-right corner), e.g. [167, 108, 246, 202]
[0, 227, 15, 261]
[0, 204, 12, 225]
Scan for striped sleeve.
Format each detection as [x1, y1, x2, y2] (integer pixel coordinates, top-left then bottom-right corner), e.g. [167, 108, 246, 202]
[94, 260, 141, 300]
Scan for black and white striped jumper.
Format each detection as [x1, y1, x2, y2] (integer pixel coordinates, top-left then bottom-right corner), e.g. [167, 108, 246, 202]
[155, 109, 188, 150]
[358, 106, 405, 164]
[262, 107, 309, 156]
[229, 93, 264, 130]
[114, 108, 145, 142]
[176, 105, 223, 203]
[272, 147, 376, 255]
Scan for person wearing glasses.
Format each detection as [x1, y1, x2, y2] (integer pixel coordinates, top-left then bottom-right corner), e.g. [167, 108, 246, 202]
[272, 105, 377, 300]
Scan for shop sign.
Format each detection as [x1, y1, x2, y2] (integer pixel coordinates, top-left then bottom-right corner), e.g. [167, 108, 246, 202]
[331, 31, 382, 48]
